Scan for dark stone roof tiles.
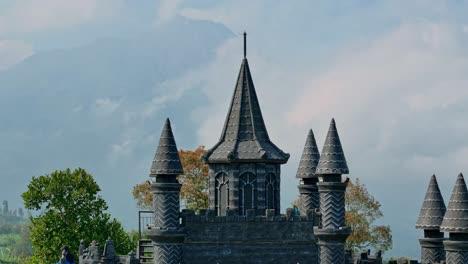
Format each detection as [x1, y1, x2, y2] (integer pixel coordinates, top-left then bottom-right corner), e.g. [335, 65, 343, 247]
[440, 173, 468, 233]
[316, 119, 349, 175]
[204, 58, 289, 163]
[150, 118, 183, 176]
[416, 175, 446, 230]
[296, 129, 320, 179]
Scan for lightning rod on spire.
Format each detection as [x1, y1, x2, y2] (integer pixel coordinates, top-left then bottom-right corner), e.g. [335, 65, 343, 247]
[243, 31, 247, 58]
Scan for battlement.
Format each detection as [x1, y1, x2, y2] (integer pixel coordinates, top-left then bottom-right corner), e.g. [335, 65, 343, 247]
[352, 249, 383, 264]
[181, 208, 317, 224]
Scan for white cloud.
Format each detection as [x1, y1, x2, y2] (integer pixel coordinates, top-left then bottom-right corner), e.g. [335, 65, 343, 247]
[155, 0, 184, 25]
[0, 39, 32, 71]
[0, 0, 123, 34]
[94, 98, 121, 115]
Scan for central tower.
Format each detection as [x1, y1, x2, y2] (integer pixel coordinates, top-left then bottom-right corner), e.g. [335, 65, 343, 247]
[203, 33, 289, 216]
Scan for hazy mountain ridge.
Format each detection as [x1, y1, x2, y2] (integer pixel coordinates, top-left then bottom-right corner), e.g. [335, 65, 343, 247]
[0, 18, 233, 228]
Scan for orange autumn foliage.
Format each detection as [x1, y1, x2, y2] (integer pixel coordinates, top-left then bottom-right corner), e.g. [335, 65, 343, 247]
[132, 146, 209, 210]
[292, 178, 392, 253]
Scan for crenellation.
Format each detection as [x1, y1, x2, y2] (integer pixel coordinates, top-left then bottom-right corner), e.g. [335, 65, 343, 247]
[181, 210, 314, 224]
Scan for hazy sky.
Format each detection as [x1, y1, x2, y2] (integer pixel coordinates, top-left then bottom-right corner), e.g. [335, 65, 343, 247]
[2, 0, 468, 259]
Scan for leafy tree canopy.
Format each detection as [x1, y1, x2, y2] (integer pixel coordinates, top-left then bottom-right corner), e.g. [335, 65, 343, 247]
[133, 146, 208, 210]
[345, 178, 392, 253]
[22, 168, 133, 263]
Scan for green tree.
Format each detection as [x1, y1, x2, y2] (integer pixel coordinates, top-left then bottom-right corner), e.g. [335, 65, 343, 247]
[345, 178, 392, 253]
[133, 146, 209, 210]
[13, 223, 32, 259]
[22, 168, 133, 263]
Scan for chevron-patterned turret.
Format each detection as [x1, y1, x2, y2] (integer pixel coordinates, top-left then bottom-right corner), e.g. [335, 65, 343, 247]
[416, 174, 446, 264]
[441, 174, 468, 264]
[147, 118, 185, 264]
[297, 129, 321, 216]
[314, 119, 351, 264]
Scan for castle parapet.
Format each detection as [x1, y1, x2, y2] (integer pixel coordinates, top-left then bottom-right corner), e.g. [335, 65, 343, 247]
[181, 208, 316, 224]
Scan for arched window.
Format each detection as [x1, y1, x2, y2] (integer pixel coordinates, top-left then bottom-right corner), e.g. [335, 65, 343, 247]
[215, 173, 229, 215]
[265, 173, 277, 211]
[239, 172, 257, 216]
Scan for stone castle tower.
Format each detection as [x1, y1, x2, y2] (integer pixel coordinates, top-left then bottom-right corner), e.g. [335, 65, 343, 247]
[147, 119, 185, 263]
[296, 129, 321, 215]
[440, 173, 468, 264]
[202, 33, 289, 216]
[314, 119, 351, 264]
[416, 175, 446, 264]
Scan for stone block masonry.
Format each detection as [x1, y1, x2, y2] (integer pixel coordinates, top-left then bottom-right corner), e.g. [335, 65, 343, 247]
[180, 209, 318, 264]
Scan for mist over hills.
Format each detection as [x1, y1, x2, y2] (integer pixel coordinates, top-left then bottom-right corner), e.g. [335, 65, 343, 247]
[0, 17, 233, 229]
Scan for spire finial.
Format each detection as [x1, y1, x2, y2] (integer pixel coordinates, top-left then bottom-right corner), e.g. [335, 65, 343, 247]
[243, 31, 247, 58]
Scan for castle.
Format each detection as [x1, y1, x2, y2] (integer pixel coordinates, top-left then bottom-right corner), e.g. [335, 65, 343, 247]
[78, 35, 468, 264]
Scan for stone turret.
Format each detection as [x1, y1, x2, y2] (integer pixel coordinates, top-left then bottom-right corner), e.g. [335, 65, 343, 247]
[203, 33, 289, 216]
[296, 129, 321, 216]
[314, 119, 351, 264]
[146, 118, 185, 264]
[440, 173, 468, 264]
[416, 174, 446, 264]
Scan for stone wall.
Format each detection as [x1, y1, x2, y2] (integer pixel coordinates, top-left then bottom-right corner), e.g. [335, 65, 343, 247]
[181, 209, 318, 264]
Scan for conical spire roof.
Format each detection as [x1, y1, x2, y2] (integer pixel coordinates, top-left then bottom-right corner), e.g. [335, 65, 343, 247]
[204, 58, 289, 163]
[416, 175, 446, 230]
[296, 129, 320, 178]
[316, 119, 349, 174]
[440, 173, 468, 233]
[149, 118, 183, 176]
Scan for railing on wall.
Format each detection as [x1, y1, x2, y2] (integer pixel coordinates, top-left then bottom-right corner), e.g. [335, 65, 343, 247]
[138, 210, 153, 239]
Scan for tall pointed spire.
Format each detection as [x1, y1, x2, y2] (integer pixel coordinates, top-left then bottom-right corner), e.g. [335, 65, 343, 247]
[243, 31, 247, 58]
[440, 173, 468, 232]
[204, 34, 289, 163]
[149, 118, 183, 176]
[296, 129, 320, 178]
[316, 119, 349, 174]
[416, 175, 446, 229]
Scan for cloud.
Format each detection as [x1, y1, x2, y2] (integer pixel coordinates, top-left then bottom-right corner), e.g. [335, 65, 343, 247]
[0, 0, 123, 35]
[155, 0, 184, 25]
[288, 22, 468, 126]
[0, 39, 32, 71]
[94, 98, 121, 116]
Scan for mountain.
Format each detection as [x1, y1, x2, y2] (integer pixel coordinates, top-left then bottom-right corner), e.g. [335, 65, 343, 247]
[0, 17, 233, 229]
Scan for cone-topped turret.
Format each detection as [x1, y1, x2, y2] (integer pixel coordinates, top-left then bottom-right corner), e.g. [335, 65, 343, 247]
[296, 129, 320, 179]
[416, 175, 447, 229]
[417, 175, 447, 264]
[316, 118, 349, 175]
[314, 118, 350, 264]
[150, 118, 183, 176]
[204, 33, 289, 163]
[441, 173, 468, 233]
[146, 118, 185, 263]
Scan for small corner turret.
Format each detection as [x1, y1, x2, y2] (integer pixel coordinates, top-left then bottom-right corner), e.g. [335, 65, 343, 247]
[146, 118, 185, 263]
[314, 118, 351, 264]
[440, 173, 468, 263]
[296, 129, 321, 216]
[416, 174, 446, 263]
